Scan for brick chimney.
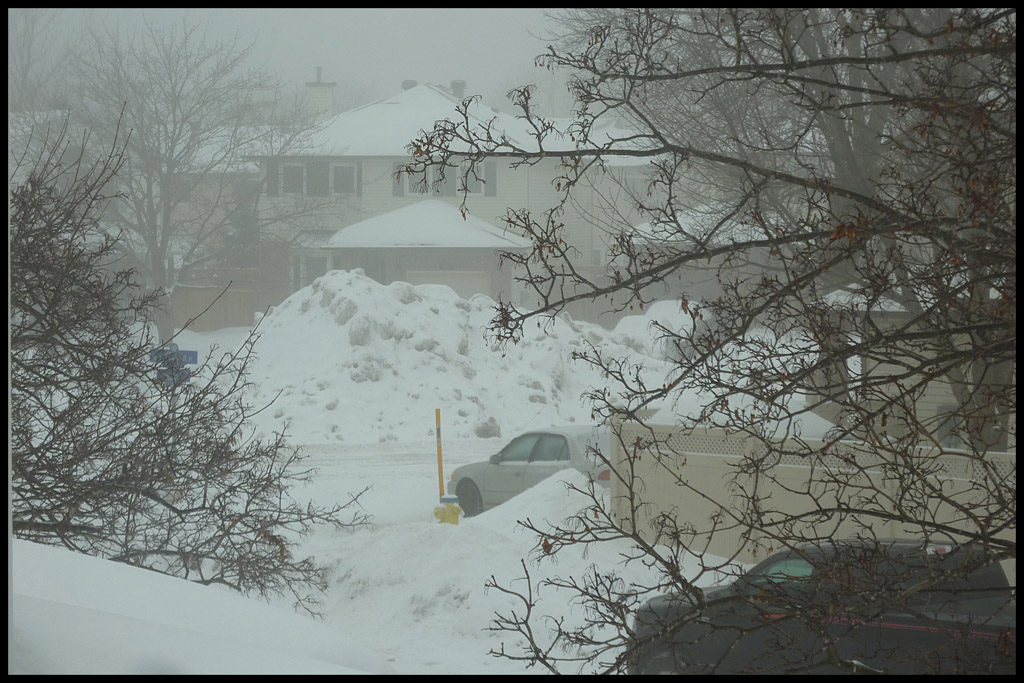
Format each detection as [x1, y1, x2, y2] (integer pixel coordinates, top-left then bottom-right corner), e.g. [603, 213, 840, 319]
[450, 80, 467, 99]
[305, 66, 337, 120]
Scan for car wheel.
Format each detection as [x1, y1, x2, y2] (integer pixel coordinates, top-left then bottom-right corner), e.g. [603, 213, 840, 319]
[457, 480, 483, 517]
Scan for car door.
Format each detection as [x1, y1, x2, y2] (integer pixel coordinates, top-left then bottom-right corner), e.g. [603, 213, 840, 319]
[481, 433, 540, 506]
[523, 433, 570, 490]
[701, 553, 821, 673]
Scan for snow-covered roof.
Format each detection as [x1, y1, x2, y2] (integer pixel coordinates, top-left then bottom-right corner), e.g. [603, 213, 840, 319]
[628, 207, 760, 247]
[545, 115, 651, 167]
[325, 200, 532, 249]
[821, 284, 908, 313]
[297, 83, 534, 157]
[254, 83, 653, 163]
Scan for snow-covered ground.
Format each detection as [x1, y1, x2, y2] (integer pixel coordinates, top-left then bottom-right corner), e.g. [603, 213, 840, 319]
[10, 271, 738, 674]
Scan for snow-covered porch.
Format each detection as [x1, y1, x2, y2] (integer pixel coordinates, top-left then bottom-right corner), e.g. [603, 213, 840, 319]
[293, 200, 532, 302]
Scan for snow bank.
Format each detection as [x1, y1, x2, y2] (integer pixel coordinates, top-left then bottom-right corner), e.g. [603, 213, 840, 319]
[242, 269, 673, 445]
[12, 463, 741, 674]
[11, 539, 393, 674]
[613, 298, 697, 360]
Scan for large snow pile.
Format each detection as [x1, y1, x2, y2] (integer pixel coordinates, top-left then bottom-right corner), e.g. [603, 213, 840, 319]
[242, 269, 676, 445]
[613, 298, 697, 362]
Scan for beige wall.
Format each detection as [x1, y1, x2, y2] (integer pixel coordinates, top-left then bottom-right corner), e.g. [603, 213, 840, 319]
[171, 285, 259, 331]
[609, 422, 1016, 582]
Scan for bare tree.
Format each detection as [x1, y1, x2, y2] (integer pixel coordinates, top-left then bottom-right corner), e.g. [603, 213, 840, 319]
[67, 18, 334, 341]
[406, 8, 1015, 673]
[7, 9, 75, 112]
[10, 118, 368, 615]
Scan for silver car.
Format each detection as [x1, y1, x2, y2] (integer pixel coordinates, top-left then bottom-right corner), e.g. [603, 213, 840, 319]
[446, 426, 612, 517]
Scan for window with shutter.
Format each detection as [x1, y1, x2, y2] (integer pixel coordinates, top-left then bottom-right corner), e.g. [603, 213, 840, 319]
[282, 164, 305, 194]
[406, 168, 431, 195]
[333, 165, 357, 195]
[439, 164, 457, 196]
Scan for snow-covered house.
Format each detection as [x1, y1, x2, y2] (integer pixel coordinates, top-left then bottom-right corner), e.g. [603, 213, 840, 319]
[246, 77, 649, 322]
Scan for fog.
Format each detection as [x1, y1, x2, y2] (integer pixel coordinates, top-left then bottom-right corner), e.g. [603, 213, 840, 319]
[13, 8, 566, 108]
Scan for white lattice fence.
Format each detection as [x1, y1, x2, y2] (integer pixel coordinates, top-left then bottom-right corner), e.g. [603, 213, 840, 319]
[609, 421, 1016, 578]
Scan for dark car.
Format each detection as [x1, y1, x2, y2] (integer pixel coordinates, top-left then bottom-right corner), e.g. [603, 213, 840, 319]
[627, 539, 1015, 674]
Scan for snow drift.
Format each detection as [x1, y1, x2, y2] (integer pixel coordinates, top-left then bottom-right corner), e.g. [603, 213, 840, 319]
[242, 269, 674, 445]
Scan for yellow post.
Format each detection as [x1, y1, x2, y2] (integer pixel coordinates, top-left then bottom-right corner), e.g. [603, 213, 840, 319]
[433, 408, 461, 524]
[435, 408, 445, 500]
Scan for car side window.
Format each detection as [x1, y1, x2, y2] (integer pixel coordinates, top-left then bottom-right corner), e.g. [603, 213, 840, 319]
[747, 556, 814, 587]
[500, 435, 540, 462]
[532, 435, 569, 462]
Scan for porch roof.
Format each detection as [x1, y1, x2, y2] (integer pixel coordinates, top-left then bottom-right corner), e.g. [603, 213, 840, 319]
[326, 200, 532, 250]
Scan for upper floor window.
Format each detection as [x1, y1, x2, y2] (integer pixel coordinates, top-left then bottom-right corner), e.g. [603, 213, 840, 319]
[392, 161, 493, 197]
[407, 167, 432, 195]
[282, 164, 305, 194]
[333, 164, 357, 195]
[394, 164, 434, 196]
[270, 161, 361, 197]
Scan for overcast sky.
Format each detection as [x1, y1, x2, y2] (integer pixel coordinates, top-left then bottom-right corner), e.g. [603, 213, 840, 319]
[39, 8, 566, 107]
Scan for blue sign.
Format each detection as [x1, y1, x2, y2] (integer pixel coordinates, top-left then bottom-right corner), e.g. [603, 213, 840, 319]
[150, 343, 198, 387]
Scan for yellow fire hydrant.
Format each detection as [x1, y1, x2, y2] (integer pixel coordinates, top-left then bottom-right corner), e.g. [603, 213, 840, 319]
[433, 494, 462, 525]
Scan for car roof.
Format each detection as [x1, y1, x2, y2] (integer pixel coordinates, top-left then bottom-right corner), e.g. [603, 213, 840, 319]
[795, 539, 962, 556]
[781, 539, 994, 574]
[520, 425, 610, 438]
[766, 539, 1009, 591]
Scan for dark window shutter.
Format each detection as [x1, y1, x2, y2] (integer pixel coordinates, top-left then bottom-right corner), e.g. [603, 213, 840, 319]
[393, 163, 405, 197]
[356, 162, 363, 197]
[282, 165, 305, 194]
[442, 164, 457, 197]
[485, 161, 497, 196]
[265, 161, 279, 196]
[307, 161, 329, 197]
